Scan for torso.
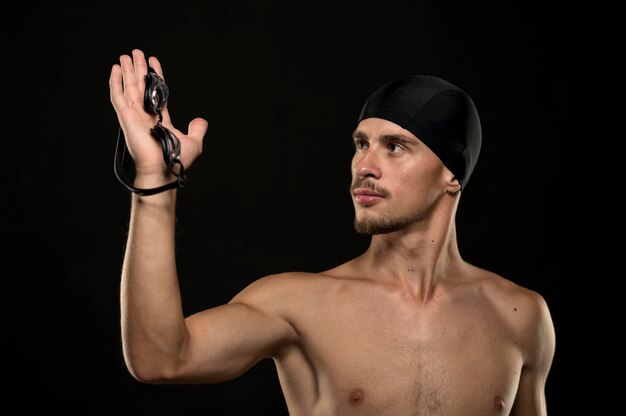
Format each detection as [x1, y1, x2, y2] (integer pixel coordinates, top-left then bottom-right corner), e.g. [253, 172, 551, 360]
[272, 265, 527, 416]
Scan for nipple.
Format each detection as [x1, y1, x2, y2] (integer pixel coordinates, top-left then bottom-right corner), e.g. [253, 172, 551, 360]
[493, 396, 505, 410]
[349, 389, 365, 405]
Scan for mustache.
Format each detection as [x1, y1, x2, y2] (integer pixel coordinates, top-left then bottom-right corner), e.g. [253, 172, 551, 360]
[350, 180, 391, 198]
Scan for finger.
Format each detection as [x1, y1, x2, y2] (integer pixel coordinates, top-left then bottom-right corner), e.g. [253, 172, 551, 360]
[132, 49, 149, 97]
[150, 56, 179, 124]
[119, 54, 142, 108]
[148, 55, 164, 79]
[109, 64, 126, 112]
[187, 117, 209, 151]
[146, 54, 171, 120]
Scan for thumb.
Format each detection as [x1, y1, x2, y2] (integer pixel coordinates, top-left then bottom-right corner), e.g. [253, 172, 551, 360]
[187, 117, 209, 148]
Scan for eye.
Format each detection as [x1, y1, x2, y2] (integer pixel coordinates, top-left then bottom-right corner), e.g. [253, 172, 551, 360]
[388, 143, 403, 154]
[353, 139, 369, 150]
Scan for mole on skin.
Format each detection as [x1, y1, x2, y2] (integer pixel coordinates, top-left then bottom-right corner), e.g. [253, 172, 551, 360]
[349, 389, 365, 405]
[493, 396, 505, 410]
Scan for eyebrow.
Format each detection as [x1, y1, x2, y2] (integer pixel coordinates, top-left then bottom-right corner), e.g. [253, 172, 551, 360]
[352, 130, 418, 146]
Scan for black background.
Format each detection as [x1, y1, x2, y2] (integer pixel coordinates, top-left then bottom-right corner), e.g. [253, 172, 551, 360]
[5, 1, 619, 414]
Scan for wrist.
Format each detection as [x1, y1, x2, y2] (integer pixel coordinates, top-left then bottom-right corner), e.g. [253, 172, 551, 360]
[133, 169, 178, 189]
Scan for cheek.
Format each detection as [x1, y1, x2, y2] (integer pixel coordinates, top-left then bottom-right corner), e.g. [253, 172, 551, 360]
[397, 168, 445, 201]
[400, 171, 435, 192]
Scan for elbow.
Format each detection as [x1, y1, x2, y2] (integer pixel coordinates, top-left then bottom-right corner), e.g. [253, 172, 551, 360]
[122, 350, 180, 384]
[120, 330, 192, 383]
[124, 357, 163, 384]
[125, 363, 161, 384]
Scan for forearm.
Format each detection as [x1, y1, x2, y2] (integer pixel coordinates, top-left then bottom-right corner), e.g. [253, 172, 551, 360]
[120, 175, 188, 381]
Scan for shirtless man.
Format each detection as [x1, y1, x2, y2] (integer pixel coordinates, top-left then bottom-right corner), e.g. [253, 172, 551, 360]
[109, 49, 556, 416]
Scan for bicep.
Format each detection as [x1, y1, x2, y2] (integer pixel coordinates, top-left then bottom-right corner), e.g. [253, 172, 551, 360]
[510, 367, 548, 416]
[177, 300, 296, 383]
[165, 273, 300, 383]
[511, 292, 556, 416]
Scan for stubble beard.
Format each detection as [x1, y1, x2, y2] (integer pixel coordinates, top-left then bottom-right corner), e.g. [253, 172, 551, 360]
[353, 211, 424, 235]
[350, 178, 425, 234]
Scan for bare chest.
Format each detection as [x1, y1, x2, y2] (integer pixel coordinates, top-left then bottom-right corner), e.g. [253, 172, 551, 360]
[278, 292, 523, 416]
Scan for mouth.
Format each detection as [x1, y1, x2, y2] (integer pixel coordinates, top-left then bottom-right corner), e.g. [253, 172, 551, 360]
[353, 188, 385, 206]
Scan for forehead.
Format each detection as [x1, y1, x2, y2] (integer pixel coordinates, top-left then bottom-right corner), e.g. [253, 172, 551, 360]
[353, 117, 421, 143]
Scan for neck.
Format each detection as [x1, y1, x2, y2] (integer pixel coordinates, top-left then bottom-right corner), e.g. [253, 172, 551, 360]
[358, 201, 465, 303]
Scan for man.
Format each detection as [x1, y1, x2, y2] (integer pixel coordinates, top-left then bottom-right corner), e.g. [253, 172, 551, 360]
[109, 49, 555, 416]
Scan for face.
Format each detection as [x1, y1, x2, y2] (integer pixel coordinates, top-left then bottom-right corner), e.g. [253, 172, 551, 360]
[350, 118, 454, 234]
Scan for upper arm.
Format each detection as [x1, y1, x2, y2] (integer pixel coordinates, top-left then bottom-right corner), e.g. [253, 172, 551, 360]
[169, 273, 300, 383]
[510, 291, 556, 416]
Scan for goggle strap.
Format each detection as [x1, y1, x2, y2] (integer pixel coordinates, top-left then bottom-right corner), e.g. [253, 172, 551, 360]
[114, 127, 187, 196]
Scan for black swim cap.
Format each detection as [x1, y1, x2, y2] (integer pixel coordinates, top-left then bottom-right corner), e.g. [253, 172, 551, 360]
[358, 75, 482, 189]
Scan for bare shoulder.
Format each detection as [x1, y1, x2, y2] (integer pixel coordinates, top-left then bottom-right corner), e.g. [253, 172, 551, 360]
[475, 268, 549, 316]
[232, 270, 338, 297]
[229, 270, 340, 315]
[471, 266, 556, 363]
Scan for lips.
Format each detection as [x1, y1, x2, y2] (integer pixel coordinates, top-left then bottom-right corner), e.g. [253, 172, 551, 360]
[354, 188, 384, 206]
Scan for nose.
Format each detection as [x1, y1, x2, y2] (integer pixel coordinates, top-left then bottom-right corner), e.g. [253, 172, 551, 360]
[352, 148, 382, 179]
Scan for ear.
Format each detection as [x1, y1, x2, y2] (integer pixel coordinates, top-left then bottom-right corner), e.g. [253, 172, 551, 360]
[446, 177, 461, 194]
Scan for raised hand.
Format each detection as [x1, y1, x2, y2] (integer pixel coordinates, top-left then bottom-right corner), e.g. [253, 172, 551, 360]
[109, 49, 208, 188]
